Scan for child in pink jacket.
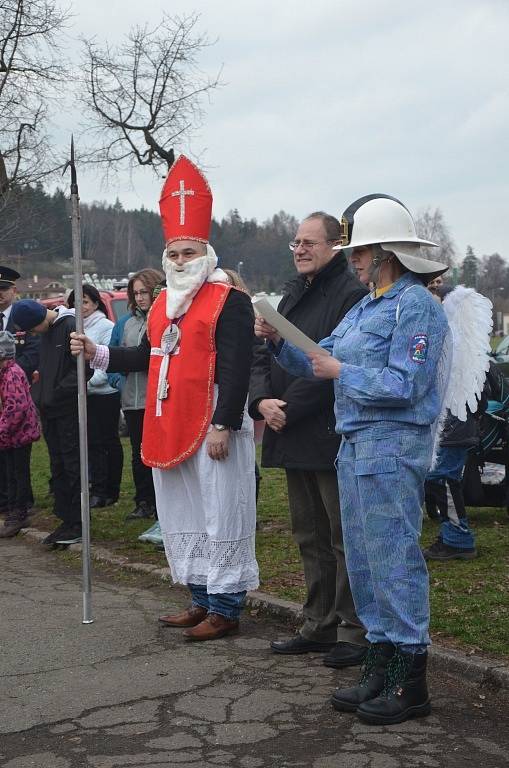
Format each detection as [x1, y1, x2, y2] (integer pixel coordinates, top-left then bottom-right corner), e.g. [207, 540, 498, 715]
[0, 331, 40, 538]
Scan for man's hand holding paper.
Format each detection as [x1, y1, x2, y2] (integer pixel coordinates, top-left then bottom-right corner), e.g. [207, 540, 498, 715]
[254, 315, 281, 346]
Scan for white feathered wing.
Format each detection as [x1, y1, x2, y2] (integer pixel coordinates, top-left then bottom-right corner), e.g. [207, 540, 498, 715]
[431, 286, 493, 463]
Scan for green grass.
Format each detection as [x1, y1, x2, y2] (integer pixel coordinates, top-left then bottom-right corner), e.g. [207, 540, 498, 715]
[422, 508, 509, 657]
[30, 437, 167, 564]
[29, 440, 509, 659]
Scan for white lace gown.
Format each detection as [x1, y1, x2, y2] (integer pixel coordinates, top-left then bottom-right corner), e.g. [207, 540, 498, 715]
[152, 397, 259, 595]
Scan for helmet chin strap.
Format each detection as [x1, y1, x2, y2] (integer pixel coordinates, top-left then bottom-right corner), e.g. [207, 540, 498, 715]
[368, 244, 393, 287]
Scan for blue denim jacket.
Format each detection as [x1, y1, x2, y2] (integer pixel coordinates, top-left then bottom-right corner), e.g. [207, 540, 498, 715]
[275, 272, 449, 436]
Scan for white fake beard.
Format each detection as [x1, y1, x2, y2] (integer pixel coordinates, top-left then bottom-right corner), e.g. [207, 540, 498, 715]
[163, 244, 228, 319]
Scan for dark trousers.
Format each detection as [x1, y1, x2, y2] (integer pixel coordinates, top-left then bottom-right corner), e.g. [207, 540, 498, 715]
[87, 393, 124, 501]
[42, 411, 81, 526]
[3, 445, 32, 511]
[124, 409, 155, 506]
[0, 445, 34, 510]
[285, 468, 366, 645]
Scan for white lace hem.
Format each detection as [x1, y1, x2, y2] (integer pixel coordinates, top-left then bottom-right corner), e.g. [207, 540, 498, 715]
[161, 531, 259, 593]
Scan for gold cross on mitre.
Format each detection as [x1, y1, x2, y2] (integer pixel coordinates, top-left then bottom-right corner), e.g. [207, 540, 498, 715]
[171, 180, 195, 225]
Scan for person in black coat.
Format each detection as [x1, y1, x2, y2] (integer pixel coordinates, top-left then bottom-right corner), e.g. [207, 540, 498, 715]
[0, 267, 39, 515]
[12, 300, 92, 546]
[84, 288, 253, 427]
[249, 212, 368, 667]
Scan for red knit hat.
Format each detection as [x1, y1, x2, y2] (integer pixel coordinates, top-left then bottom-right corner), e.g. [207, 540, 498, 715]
[159, 155, 212, 245]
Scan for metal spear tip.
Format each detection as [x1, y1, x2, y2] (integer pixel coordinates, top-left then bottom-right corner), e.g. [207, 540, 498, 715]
[63, 135, 78, 189]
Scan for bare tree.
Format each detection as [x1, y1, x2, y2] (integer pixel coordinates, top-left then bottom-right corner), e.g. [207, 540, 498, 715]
[0, 0, 70, 196]
[80, 14, 220, 179]
[414, 207, 456, 266]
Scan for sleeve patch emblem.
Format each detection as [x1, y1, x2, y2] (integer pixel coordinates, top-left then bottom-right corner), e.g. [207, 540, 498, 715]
[410, 333, 428, 364]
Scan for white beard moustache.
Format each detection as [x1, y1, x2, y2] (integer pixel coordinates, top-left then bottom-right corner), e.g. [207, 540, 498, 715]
[162, 244, 228, 319]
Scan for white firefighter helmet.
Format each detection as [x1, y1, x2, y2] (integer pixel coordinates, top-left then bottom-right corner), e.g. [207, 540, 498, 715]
[334, 194, 448, 280]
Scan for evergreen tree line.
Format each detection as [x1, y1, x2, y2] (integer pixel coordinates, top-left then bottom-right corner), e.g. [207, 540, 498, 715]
[460, 246, 508, 306]
[0, 183, 298, 292]
[0, 183, 506, 298]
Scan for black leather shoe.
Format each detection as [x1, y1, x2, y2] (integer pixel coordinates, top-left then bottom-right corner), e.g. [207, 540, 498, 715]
[125, 501, 156, 521]
[332, 643, 395, 712]
[270, 635, 337, 655]
[90, 496, 116, 509]
[357, 649, 431, 725]
[323, 642, 368, 669]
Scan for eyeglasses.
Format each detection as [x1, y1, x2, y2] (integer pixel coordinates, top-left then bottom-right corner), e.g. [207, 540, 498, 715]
[288, 239, 335, 251]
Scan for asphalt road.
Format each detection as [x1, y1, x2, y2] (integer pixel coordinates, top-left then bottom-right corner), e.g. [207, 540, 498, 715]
[1, 537, 509, 768]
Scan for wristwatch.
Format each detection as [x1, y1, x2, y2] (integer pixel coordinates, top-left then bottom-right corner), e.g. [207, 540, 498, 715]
[212, 424, 230, 431]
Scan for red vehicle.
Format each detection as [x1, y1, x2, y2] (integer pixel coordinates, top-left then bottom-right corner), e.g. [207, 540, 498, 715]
[39, 289, 129, 323]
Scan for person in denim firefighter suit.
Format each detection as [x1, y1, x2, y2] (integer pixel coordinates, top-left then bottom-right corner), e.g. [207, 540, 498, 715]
[256, 194, 449, 725]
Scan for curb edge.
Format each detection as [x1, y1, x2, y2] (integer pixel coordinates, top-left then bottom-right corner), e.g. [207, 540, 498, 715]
[20, 526, 509, 692]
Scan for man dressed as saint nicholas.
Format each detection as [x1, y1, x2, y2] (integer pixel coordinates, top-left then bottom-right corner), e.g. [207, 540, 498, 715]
[71, 156, 259, 640]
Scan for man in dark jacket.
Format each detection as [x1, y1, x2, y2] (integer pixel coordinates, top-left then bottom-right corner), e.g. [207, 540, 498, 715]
[12, 299, 91, 546]
[249, 211, 368, 667]
[0, 267, 40, 379]
[0, 267, 39, 515]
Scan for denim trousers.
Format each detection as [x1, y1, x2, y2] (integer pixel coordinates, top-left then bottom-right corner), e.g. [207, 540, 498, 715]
[426, 445, 475, 549]
[337, 425, 432, 651]
[189, 583, 246, 620]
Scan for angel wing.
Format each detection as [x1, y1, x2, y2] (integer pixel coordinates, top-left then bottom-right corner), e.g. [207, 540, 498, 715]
[442, 286, 493, 421]
[431, 286, 492, 464]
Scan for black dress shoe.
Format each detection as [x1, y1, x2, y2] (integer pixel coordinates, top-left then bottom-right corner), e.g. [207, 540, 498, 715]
[125, 501, 156, 521]
[270, 635, 337, 655]
[90, 496, 116, 509]
[323, 642, 368, 669]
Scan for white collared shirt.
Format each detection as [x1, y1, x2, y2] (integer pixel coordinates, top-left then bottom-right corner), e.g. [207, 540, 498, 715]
[1, 303, 12, 326]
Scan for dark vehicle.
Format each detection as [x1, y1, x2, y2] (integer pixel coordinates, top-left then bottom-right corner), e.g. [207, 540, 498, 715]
[491, 334, 509, 377]
[39, 289, 128, 323]
[463, 362, 509, 513]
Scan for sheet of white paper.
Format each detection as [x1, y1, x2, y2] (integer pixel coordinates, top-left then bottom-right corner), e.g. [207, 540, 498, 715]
[252, 297, 329, 357]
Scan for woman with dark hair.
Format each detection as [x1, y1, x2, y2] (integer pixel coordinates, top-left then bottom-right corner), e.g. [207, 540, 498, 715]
[68, 284, 123, 508]
[109, 268, 164, 521]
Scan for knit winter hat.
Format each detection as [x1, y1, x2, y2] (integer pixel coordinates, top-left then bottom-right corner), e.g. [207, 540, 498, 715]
[0, 331, 16, 359]
[11, 299, 47, 331]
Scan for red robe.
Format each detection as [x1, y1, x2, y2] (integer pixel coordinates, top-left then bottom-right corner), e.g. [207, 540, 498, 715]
[141, 282, 231, 469]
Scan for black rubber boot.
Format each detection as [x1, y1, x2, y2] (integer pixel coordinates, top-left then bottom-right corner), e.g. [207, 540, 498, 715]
[357, 648, 431, 725]
[331, 642, 395, 712]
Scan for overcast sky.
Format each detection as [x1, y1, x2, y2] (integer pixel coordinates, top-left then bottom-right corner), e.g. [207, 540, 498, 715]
[63, 0, 509, 259]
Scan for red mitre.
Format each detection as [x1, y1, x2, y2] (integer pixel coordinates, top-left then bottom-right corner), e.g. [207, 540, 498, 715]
[159, 155, 212, 244]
